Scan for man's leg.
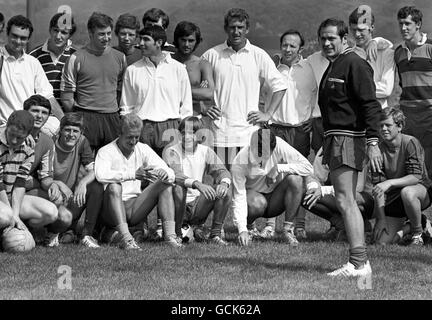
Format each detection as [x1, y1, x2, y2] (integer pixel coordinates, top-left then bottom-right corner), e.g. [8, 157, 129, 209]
[173, 185, 187, 237]
[100, 183, 140, 250]
[128, 181, 181, 247]
[265, 174, 304, 246]
[81, 180, 104, 238]
[209, 187, 232, 242]
[20, 195, 59, 228]
[0, 202, 13, 231]
[400, 184, 430, 245]
[246, 190, 269, 229]
[328, 166, 369, 275]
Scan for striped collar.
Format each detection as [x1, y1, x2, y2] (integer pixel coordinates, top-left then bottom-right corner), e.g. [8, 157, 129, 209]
[42, 39, 73, 53]
[401, 32, 428, 49]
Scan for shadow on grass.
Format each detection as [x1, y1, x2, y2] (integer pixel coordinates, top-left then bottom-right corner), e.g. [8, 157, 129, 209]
[198, 256, 330, 273]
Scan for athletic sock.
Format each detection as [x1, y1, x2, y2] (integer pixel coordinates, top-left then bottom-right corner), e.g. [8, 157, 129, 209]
[265, 217, 276, 230]
[295, 216, 306, 230]
[283, 221, 295, 232]
[210, 221, 223, 238]
[349, 246, 368, 269]
[157, 218, 163, 230]
[162, 221, 176, 240]
[115, 222, 133, 241]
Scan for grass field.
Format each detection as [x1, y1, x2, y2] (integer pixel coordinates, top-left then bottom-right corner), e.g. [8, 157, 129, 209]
[1, 209, 431, 301]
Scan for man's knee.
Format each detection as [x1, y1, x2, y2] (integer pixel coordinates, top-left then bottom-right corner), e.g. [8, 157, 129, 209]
[400, 186, 419, 203]
[283, 174, 304, 191]
[248, 195, 267, 213]
[56, 206, 73, 229]
[106, 183, 122, 199]
[158, 182, 173, 197]
[87, 181, 104, 196]
[0, 207, 13, 229]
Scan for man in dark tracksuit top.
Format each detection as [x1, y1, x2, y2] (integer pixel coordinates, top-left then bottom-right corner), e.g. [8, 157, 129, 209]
[317, 18, 382, 278]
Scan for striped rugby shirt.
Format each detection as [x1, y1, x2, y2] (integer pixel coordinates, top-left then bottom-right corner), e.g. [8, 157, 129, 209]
[394, 33, 432, 108]
[29, 40, 76, 104]
[0, 127, 34, 198]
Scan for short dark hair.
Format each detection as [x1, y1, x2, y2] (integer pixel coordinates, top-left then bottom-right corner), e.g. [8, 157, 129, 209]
[397, 6, 423, 25]
[280, 29, 305, 47]
[250, 128, 277, 158]
[317, 18, 348, 39]
[381, 106, 406, 128]
[179, 116, 203, 134]
[0, 12, 4, 24]
[49, 12, 77, 36]
[7, 110, 34, 135]
[6, 15, 33, 38]
[142, 8, 169, 30]
[348, 7, 375, 26]
[224, 8, 249, 29]
[60, 112, 84, 131]
[23, 95, 51, 113]
[115, 13, 140, 35]
[87, 12, 113, 33]
[174, 21, 203, 51]
[139, 25, 167, 46]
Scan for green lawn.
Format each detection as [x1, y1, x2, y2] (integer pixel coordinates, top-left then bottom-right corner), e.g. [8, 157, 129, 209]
[1, 210, 431, 300]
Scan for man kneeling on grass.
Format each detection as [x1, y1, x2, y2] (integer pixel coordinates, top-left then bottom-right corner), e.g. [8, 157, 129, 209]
[95, 113, 181, 250]
[372, 107, 432, 246]
[164, 116, 232, 245]
[231, 128, 313, 246]
[0, 111, 58, 244]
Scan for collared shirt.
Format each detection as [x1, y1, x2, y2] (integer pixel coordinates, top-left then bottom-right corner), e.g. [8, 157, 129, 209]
[95, 139, 175, 201]
[231, 137, 313, 233]
[29, 39, 76, 103]
[0, 46, 54, 126]
[202, 40, 288, 147]
[306, 51, 329, 118]
[0, 127, 34, 197]
[26, 131, 54, 191]
[120, 52, 193, 122]
[352, 37, 395, 109]
[263, 56, 317, 126]
[394, 33, 432, 108]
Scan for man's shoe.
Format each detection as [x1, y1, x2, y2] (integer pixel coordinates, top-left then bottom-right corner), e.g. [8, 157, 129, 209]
[165, 235, 183, 248]
[294, 227, 307, 241]
[80, 235, 100, 248]
[327, 260, 372, 277]
[282, 228, 299, 247]
[209, 235, 228, 246]
[44, 232, 59, 247]
[59, 230, 76, 244]
[409, 233, 424, 246]
[258, 226, 275, 240]
[119, 237, 142, 250]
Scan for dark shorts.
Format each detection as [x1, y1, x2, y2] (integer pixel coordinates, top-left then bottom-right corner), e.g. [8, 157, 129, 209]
[141, 119, 180, 157]
[213, 146, 242, 168]
[322, 135, 366, 171]
[385, 186, 432, 218]
[123, 197, 137, 223]
[311, 117, 324, 154]
[74, 108, 121, 151]
[184, 197, 200, 222]
[270, 123, 310, 158]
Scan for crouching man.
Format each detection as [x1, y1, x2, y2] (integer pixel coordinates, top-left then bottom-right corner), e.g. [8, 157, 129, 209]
[164, 116, 232, 245]
[231, 129, 313, 247]
[95, 113, 181, 250]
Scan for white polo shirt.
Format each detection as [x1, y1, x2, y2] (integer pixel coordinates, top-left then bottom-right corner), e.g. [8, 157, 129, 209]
[263, 57, 317, 126]
[0, 46, 54, 125]
[120, 52, 193, 122]
[231, 137, 313, 233]
[306, 51, 329, 119]
[202, 40, 287, 147]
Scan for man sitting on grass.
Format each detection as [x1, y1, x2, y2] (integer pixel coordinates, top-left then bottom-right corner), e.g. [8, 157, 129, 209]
[95, 113, 181, 250]
[46, 113, 104, 248]
[372, 107, 432, 246]
[0, 111, 58, 240]
[231, 128, 313, 247]
[164, 116, 232, 245]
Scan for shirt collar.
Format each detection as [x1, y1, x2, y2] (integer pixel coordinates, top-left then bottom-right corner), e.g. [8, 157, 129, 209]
[401, 32, 428, 49]
[143, 51, 172, 65]
[277, 55, 305, 69]
[222, 39, 252, 52]
[1, 45, 26, 61]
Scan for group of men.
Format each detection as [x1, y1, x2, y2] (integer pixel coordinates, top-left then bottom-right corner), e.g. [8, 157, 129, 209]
[0, 4, 431, 279]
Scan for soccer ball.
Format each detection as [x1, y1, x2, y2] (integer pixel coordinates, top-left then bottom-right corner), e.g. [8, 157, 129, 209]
[181, 224, 194, 243]
[2, 228, 36, 253]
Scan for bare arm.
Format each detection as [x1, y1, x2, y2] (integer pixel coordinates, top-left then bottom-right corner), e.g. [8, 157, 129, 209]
[191, 59, 215, 101]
